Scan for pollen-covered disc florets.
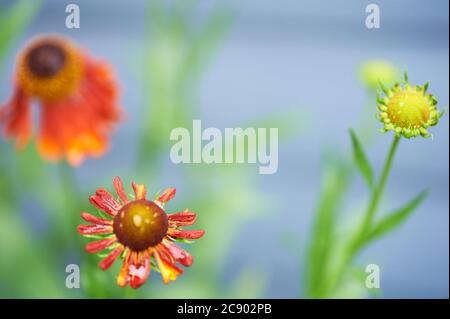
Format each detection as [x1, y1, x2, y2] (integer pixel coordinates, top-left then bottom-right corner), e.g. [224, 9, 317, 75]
[377, 73, 443, 139]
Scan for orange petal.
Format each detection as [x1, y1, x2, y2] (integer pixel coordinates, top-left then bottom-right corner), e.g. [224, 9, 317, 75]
[162, 241, 193, 267]
[0, 86, 32, 149]
[129, 252, 151, 289]
[167, 210, 197, 226]
[89, 188, 121, 216]
[77, 224, 113, 235]
[158, 188, 176, 205]
[99, 245, 124, 270]
[154, 249, 183, 284]
[131, 181, 147, 200]
[168, 228, 205, 240]
[85, 237, 116, 254]
[113, 176, 129, 204]
[80, 212, 112, 225]
[117, 251, 131, 287]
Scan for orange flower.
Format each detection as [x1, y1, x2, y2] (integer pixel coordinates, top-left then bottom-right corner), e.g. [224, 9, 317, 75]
[0, 34, 122, 165]
[77, 177, 205, 288]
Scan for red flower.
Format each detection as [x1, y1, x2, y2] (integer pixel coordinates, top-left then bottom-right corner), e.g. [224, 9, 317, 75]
[0, 34, 122, 165]
[77, 177, 205, 288]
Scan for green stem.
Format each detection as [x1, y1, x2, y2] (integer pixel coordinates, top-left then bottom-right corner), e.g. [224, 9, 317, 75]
[325, 135, 400, 297]
[57, 163, 82, 248]
[358, 135, 400, 244]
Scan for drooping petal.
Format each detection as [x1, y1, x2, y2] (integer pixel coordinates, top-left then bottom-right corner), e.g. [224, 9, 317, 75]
[113, 176, 129, 204]
[35, 54, 122, 165]
[80, 212, 112, 225]
[162, 241, 193, 267]
[89, 188, 121, 216]
[85, 237, 116, 254]
[167, 210, 197, 226]
[37, 96, 109, 166]
[99, 245, 124, 270]
[158, 188, 176, 205]
[154, 249, 183, 284]
[77, 224, 113, 235]
[117, 251, 132, 287]
[0, 86, 32, 149]
[168, 229, 205, 240]
[131, 181, 147, 200]
[129, 252, 151, 289]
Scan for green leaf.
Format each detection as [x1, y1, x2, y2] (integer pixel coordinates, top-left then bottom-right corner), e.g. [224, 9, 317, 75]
[305, 154, 351, 298]
[349, 129, 374, 189]
[366, 190, 428, 243]
[0, 0, 41, 64]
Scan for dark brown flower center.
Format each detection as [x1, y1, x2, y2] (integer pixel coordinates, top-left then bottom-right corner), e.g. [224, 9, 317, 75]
[113, 200, 168, 251]
[26, 42, 66, 78]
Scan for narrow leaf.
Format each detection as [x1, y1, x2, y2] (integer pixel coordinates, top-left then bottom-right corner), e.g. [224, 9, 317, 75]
[350, 129, 374, 189]
[0, 0, 41, 63]
[366, 190, 428, 243]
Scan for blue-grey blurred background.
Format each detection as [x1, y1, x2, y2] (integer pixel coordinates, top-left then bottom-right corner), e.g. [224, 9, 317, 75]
[0, 0, 448, 298]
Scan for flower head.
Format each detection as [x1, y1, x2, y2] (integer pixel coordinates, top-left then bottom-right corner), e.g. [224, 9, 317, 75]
[78, 177, 205, 288]
[359, 60, 399, 90]
[377, 73, 443, 139]
[0, 34, 122, 165]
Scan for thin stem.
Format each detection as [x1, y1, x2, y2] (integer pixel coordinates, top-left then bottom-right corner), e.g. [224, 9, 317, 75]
[325, 135, 400, 297]
[57, 163, 82, 247]
[359, 135, 400, 240]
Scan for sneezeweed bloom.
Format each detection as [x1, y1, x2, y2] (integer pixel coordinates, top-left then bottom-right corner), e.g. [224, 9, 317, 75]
[0, 34, 122, 165]
[77, 177, 205, 288]
[359, 60, 399, 91]
[377, 73, 443, 138]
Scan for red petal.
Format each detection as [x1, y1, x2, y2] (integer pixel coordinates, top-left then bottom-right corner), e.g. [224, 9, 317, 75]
[77, 224, 113, 235]
[131, 181, 147, 200]
[129, 253, 151, 289]
[99, 245, 124, 270]
[168, 210, 197, 226]
[163, 242, 193, 267]
[168, 229, 205, 239]
[89, 188, 121, 216]
[113, 176, 129, 204]
[1, 86, 32, 149]
[85, 237, 116, 253]
[158, 188, 176, 205]
[80, 212, 112, 225]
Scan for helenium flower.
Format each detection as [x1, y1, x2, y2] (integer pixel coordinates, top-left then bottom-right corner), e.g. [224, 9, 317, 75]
[377, 73, 444, 138]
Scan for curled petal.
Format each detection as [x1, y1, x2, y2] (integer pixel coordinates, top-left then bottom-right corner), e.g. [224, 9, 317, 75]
[85, 237, 116, 254]
[89, 188, 121, 216]
[117, 251, 131, 287]
[131, 182, 147, 200]
[168, 229, 205, 240]
[113, 176, 129, 204]
[99, 245, 124, 270]
[0, 86, 32, 149]
[77, 224, 113, 235]
[158, 188, 176, 205]
[168, 210, 196, 226]
[129, 252, 151, 289]
[80, 212, 112, 225]
[154, 249, 183, 284]
[162, 241, 193, 267]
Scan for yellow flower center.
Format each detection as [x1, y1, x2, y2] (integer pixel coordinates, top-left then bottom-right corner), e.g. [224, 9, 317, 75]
[113, 200, 168, 251]
[17, 36, 83, 102]
[387, 90, 430, 129]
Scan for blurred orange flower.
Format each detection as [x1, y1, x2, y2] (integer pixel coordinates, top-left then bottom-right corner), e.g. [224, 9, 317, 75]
[0, 34, 122, 165]
[78, 177, 205, 288]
